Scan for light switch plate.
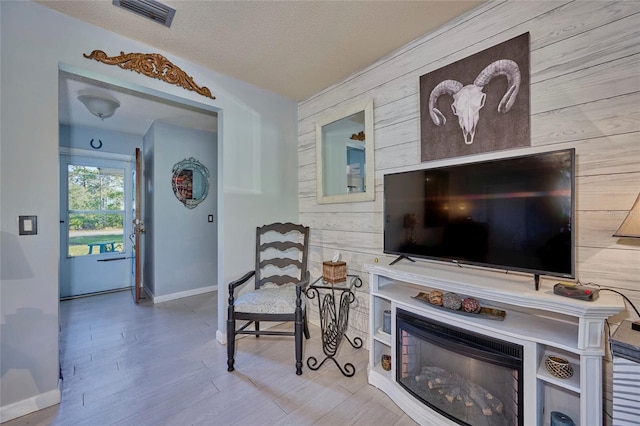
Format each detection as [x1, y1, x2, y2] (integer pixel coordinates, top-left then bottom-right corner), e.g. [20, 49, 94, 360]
[19, 215, 37, 235]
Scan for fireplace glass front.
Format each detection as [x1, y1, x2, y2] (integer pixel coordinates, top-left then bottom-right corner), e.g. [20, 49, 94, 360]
[397, 309, 523, 426]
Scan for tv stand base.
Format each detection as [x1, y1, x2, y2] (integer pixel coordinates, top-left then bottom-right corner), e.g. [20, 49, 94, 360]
[390, 255, 415, 265]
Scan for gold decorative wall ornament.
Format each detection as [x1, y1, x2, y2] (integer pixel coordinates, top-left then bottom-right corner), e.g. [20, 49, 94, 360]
[83, 50, 216, 100]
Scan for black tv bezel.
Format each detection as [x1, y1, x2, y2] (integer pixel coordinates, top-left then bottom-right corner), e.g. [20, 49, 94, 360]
[383, 148, 576, 280]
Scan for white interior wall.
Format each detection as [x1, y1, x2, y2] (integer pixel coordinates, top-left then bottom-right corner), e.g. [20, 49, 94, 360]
[147, 122, 218, 299]
[59, 124, 142, 155]
[0, 1, 298, 421]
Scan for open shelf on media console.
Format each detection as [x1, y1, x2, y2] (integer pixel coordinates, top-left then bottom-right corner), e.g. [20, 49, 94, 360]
[537, 359, 581, 393]
[374, 281, 581, 353]
[374, 327, 391, 345]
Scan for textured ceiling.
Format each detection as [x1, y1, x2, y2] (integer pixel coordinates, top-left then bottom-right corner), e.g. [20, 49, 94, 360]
[37, 0, 483, 102]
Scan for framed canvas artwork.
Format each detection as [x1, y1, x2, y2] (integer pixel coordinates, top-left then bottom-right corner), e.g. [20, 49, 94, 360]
[420, 33, 530, 162]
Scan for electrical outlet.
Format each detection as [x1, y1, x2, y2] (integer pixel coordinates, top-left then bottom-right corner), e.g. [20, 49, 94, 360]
[208, 214, 214, 223]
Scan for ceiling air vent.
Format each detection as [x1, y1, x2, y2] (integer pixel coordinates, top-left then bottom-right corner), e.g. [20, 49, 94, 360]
[113, 0, 176, 28]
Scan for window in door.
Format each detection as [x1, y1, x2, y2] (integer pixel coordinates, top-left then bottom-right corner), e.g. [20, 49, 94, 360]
[67, 164, 125, 257]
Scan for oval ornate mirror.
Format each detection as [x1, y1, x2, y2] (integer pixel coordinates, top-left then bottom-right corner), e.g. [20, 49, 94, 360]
[171, 157, 210, 209]
[316, 99, 374, 204]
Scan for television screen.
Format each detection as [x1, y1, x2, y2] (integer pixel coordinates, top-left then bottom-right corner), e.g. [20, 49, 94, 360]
[383, 149, 574, 279]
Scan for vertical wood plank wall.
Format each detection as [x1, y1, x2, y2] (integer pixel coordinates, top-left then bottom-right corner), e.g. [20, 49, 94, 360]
[298, 1, 639, 421]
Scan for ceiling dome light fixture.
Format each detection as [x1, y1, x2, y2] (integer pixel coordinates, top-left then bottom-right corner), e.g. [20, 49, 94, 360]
[77, 95, 121, 120]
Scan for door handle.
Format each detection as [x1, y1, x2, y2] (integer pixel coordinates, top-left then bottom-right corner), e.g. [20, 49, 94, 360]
[132, 219, 145, 233]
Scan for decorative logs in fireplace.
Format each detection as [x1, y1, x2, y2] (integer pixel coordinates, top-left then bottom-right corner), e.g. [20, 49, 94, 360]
[415, 366, 505, 416]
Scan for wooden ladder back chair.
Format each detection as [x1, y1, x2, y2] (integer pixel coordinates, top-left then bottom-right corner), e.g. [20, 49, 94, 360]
[227, 222, 311, 375]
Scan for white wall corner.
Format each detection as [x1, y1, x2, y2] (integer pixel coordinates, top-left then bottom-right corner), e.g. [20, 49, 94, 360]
[0, 386, 61, 423]
[216, 329, 226, 345]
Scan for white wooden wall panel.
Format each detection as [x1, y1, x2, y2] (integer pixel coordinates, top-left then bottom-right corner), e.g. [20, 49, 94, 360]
[531, 54, 640, 114]
[571, 133, 640, 176]
[374, 119, 420, 151]
[579, 247, 640, 291]
[527, 1, 640, 49]
[578, 212, 640, 249]
[303, 212, 382, 233]
[532, 15, 640, 82]
[298, 133, 315, 164]
[299, 196, 382, 214]
[298, 4, 640, 422]
[578, 174, 640, 211]
[531, 93, 640, 146]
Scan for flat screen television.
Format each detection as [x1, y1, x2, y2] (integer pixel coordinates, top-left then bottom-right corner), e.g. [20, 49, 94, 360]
[383, 149, 575, 284]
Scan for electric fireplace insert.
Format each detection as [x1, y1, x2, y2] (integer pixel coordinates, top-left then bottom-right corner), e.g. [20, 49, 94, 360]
[397, 309, 524, 426]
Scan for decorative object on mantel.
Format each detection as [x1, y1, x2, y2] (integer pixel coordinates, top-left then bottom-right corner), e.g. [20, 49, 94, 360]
[413, 291, 506, 321]
[381, 354, 392, 371]
[322, 250, 346, 284]
[550, 411, 575, 426]
[613, 193, 640, 238]
[442, 292, 463, 310]
[350, 131, 365, 141]
[171, 157, 210, 209]
[419, 32, 530, 161]
[462, 297, 482, 313]
[544, 355, 574, 379]
[83, 50, 216, 100]
[427, 290, 443, 306]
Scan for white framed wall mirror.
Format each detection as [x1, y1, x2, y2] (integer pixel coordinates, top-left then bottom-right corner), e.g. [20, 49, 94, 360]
[316, 99, 374, 204]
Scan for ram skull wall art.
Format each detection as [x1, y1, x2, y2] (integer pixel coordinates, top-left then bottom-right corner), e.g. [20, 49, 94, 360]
[420, 33, 530, 161]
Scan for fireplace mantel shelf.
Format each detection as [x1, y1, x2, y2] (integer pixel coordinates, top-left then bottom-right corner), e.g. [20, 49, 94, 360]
[367, 261, 625, 426]
[367, 262, 623, 322]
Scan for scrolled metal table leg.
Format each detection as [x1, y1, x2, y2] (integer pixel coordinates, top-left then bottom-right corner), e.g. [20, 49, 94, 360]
[307, 354, 356, 377]
[306, 277, 363, 377]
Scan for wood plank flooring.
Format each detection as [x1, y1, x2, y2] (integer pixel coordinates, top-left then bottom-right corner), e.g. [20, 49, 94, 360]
[3, 291, 416, 426]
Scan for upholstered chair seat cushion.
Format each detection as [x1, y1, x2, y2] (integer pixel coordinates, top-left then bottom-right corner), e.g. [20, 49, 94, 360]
[234, 285, 305, 314]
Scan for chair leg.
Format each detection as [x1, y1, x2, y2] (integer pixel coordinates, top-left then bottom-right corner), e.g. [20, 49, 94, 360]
[255, 321, 260, 338]
[303, 311, 310, 339]
[295, 316, 303, 375]
[227, 309, 235, 372]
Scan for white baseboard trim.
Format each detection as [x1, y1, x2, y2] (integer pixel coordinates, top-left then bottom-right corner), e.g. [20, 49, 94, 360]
[0, 386, 61, 423]
[150, 285, 217, 303]
[216, 329, 226, 345]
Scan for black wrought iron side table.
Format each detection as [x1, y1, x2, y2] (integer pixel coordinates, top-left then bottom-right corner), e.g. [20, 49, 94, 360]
[306, 274, 363, 377]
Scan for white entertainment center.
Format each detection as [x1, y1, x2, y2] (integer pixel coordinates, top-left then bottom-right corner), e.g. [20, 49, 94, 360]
[367, 261, 624, 426]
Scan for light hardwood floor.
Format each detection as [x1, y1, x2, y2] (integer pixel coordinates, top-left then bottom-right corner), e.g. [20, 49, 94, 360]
[4, 291, 417, 426]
